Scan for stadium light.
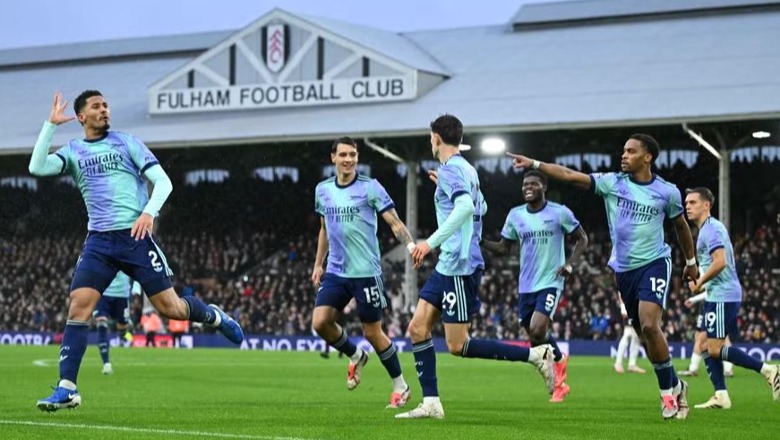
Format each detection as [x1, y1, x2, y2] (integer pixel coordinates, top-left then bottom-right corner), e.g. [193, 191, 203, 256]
[458, 144, 472, 151]
[752, 131, 771, 139]
[480, 137, 506, 154]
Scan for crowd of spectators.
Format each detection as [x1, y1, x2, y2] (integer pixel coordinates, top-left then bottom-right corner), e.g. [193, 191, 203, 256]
[1, 160, 778, 344]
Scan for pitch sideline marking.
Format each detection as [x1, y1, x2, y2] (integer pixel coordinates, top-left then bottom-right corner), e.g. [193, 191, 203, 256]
[0, 420, 320, 440]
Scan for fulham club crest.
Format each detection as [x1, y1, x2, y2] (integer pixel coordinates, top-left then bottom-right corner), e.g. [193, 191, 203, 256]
[264, 24, 287, 73]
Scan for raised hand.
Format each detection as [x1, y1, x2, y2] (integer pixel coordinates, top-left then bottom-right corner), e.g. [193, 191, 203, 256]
[49, 92, 75, 126]
[506, 152, 533, 169]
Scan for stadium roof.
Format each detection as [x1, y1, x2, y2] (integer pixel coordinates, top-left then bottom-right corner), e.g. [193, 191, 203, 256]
[1, 0, 779, 154]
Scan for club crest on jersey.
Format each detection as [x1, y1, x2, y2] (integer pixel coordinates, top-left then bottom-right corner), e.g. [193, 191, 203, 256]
[265, 24, 287, 73]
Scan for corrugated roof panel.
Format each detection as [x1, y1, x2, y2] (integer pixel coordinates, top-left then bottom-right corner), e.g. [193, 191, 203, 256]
[295, 12, 449, 75]
[511, 0, 780, 26]
[1, 6, 779, 153]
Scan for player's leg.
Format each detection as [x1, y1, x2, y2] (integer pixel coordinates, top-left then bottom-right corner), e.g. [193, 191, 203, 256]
[37, 234, 118, 412]
[638, 300, 687, 419]
[626, 323, 646, 373]
[525, 289, 568, 401]
[723, 335, 734, 377]
[125, 234, 243, 344]
[358, 277, 409, 407]
[458, 279, 554, 394]
[93, 298, 111, 369]
[621, 258, 687, 419]
[615, 325, 631, 373]
[681, 330, 706, 376]
[695, 319, 730, 409]
[362, 321, 410, 407]
[313, 274, 366, 383]
[712, 302, 779, 400]
[394, 298, 443, 419]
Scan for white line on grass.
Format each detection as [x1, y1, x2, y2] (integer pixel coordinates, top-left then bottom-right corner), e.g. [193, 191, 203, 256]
[0, 420, 319, 440]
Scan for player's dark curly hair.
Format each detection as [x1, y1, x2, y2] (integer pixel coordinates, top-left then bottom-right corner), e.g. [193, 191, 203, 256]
[430, 114, 463, 146]
[629, 133, 660, 163]
[523, 170, 547, 186]
[73, 90, 103, 115]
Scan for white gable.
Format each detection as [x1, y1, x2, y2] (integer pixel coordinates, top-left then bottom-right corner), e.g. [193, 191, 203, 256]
[147, 8, 446, 114]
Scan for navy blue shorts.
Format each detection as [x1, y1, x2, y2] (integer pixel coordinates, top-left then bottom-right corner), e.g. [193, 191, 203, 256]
[71, 230, 173, 296]
[315, 273, 387, 323]
[702, 301, 740, 340]
[93, 296, 130, 325]
[615, 257, 671, 328]
[518, 288, 562, 325]
[696, 313, 705, 332]
[419, 270, 482, 324]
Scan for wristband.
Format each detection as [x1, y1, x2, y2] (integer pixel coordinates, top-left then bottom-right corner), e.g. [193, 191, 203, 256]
[531, 160, 542, 170]
[685, 257, 696, 266]
[406, 242, 416, 254]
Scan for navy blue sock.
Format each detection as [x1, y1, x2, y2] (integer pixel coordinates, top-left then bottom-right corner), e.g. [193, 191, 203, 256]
[330, 328, 357, 357]
[412, 339, 438, 397]
[652, 358, 679, 391]
[462, 338, 530, 362]
[721, 346, 762, 373]
[702, 352, 726, 391]
[378, 343, 403, 379]
[182, 296, 217, 325]
[545, 335, 563, 362]
[59, 320, 89, 385]
[97, 322, 110, 364]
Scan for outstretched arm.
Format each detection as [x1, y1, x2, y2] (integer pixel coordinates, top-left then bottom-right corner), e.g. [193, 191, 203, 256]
[381, 208, 415, 251]
[507, 153, 592, 190]
[411, 193, 475, 267]
[29, 92, 75, 176]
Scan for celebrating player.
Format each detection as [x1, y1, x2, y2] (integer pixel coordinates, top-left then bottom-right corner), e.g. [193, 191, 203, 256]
[396, 114, 554, 420]
[311, 137, 412, 408]
[30, 91, 243, 412]
[481, 170, 588, 402]
[508, 134, 696, 419]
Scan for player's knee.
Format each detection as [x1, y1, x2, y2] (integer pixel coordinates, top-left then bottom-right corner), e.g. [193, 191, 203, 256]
[707, 345, 722, 359]
[312, 316, 332, 336]
[446, 340, 465, 357]
[639, 322, 660, 340]
[361, 324, 385, 344]
[406, 319, 429, 343]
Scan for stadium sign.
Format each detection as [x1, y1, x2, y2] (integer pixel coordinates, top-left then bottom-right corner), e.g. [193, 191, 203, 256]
[152, 76, 413, 113]
[147, 9, 435, 115]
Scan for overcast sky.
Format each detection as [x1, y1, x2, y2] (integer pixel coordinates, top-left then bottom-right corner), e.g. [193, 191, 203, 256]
[0, 0, 564, 50]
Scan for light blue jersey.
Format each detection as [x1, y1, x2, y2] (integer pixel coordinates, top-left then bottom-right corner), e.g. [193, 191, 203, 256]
[315, 174, 394, 278]
[55, 132, 158, 232]
[590, 172, 683, 272]
[434, 155, 485, 276]
[103, 272, 131, 299]
[502, 201, 580, 293]
[697, 217, 742, 302]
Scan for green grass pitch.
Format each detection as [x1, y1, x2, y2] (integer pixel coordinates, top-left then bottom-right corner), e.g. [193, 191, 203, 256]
[0, 345, 776, 439]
